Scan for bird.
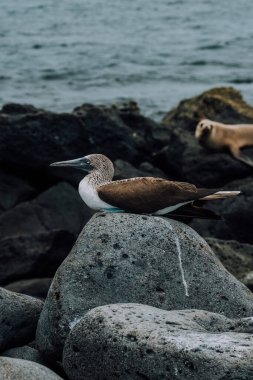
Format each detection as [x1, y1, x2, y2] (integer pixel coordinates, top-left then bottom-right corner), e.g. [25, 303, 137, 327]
[50, 154, 240, 219]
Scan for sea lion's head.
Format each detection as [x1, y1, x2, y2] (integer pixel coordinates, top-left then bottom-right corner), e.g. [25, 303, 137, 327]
[195, 119, 214, 142]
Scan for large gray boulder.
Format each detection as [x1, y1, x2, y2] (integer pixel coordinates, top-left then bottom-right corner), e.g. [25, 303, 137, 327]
[36, 213, 253, 359]
[0, 357, 63, 380]
[63, 303, 253, 380]
[0, 288, 43, 351]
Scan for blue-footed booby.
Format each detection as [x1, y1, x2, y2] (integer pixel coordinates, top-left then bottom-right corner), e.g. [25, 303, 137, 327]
[50, 154, 240, 219]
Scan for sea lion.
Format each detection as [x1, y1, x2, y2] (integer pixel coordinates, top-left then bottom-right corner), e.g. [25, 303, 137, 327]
[195, 119, 253, 167]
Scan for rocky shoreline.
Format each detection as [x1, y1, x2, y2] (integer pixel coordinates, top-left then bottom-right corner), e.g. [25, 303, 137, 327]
[1, 87, 253, 379]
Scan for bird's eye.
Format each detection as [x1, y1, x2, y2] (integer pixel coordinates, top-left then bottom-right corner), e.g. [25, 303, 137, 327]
[200, 123, 203, 127]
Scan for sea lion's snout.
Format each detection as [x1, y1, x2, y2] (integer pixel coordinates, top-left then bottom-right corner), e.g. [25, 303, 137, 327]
[195, 121, 213, 141]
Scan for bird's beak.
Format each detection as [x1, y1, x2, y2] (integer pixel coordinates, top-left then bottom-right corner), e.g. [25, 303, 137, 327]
[50, 157, 92, 171]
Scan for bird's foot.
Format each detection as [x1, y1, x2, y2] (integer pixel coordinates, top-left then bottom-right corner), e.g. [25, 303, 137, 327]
[104, 208, 125, 213]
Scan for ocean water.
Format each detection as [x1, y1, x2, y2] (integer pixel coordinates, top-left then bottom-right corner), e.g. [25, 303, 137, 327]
[1, 0, 253, 119]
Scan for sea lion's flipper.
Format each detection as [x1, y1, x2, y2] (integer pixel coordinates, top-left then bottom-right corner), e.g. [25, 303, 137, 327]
[236, 152, 253, 167]
[230, 146, 253, 167]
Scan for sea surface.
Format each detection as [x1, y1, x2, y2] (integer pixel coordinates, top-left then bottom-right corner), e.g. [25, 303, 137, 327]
[1, 0, 253, 120]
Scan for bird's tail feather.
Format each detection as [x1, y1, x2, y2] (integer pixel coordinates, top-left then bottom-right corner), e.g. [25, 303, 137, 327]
[168, 205, 221, 220]
[200, 191, 240, 200]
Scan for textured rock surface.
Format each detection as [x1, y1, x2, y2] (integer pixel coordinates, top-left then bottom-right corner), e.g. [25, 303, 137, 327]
[63, 303, 253, 380]
[36, 213, 253, 359]
[0, 170, 35, 215]
[156, 87, 253, 186]
[190, 176, 253, 244]
[0, 288, 43, 351]
[0, 182, 92, 285]
[206, 238, 253, 290]
[0, 357, 63, 380]
[4, 278, 52, 299]
[2, 346, 48, 366]
[0, 101, 163, 172]
[114, 159, 166, 181]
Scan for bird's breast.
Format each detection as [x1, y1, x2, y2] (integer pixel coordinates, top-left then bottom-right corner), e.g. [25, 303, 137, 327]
[78, 179, 112, 210]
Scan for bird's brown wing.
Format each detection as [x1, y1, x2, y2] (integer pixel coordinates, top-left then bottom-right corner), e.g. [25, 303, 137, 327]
[97, 177, 217, 213]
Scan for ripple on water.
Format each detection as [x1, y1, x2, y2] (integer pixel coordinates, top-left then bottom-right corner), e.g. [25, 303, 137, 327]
[1, 0, 253, 117]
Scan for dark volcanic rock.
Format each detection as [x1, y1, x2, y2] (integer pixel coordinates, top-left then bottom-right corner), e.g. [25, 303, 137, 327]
[156, 87, 253, 185]
[0, 357, 63, 380]
[206, 238, 253, 291]
[114, 159, 167, 180]
[4, 278, 52, 299]
[190, 176, 253, 244]
[0, 101, 164, 176]
[36, 213, 253, 360]
[63, 303, 253, 380]
[0, 170, 35, 215]
[0, 182, 92, 285]
[0, 288, 43, 351]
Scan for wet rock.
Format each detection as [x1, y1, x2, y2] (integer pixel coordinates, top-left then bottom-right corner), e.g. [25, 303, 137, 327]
[0, 182, 92, 285]
[190, 176, 253, 244]
[2, 346, 48, 367]
[0, 288, 43, 351]
[0, 170, 35, 215]
[4, 278, 52, 300]
[63, 303, 253, 380]
[156, 87, 253, 185]
[205, 238, 253, 291]
[36, 213, 253, 360]
[0, 357, 63, 380]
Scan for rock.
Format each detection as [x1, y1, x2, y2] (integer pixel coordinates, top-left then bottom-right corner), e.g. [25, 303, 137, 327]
[63, 303, 253, 380]
[0, 357, 63, 380]
[36, 213, 253, 360]
[114, 159, 167, 180]
[205, 238, 253, 291]
[0, 288, 43, 351]
[1, 346, 65, 377]
[0, 102, 164, 176]
[162, 87, 253, 129]
[0, 170, 35, 215]
[4, 278, 52, 299]
[0, 182, 92, 285]
[243, 272, 253, 291]
[2, 346, 47, 367]
[190, 176, 253, 244]
[155, 87, 253, 186]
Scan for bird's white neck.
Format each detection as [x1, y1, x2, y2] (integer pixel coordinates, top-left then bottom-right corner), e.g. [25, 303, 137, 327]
[84, 170, 113, 188]
[78, 171, 113, 210]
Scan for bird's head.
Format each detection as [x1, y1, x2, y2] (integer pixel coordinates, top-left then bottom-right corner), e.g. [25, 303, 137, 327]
[50, 153, 114, 179]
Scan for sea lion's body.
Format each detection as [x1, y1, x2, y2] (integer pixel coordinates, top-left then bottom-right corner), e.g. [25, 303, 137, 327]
[195, 119, 253, 166]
